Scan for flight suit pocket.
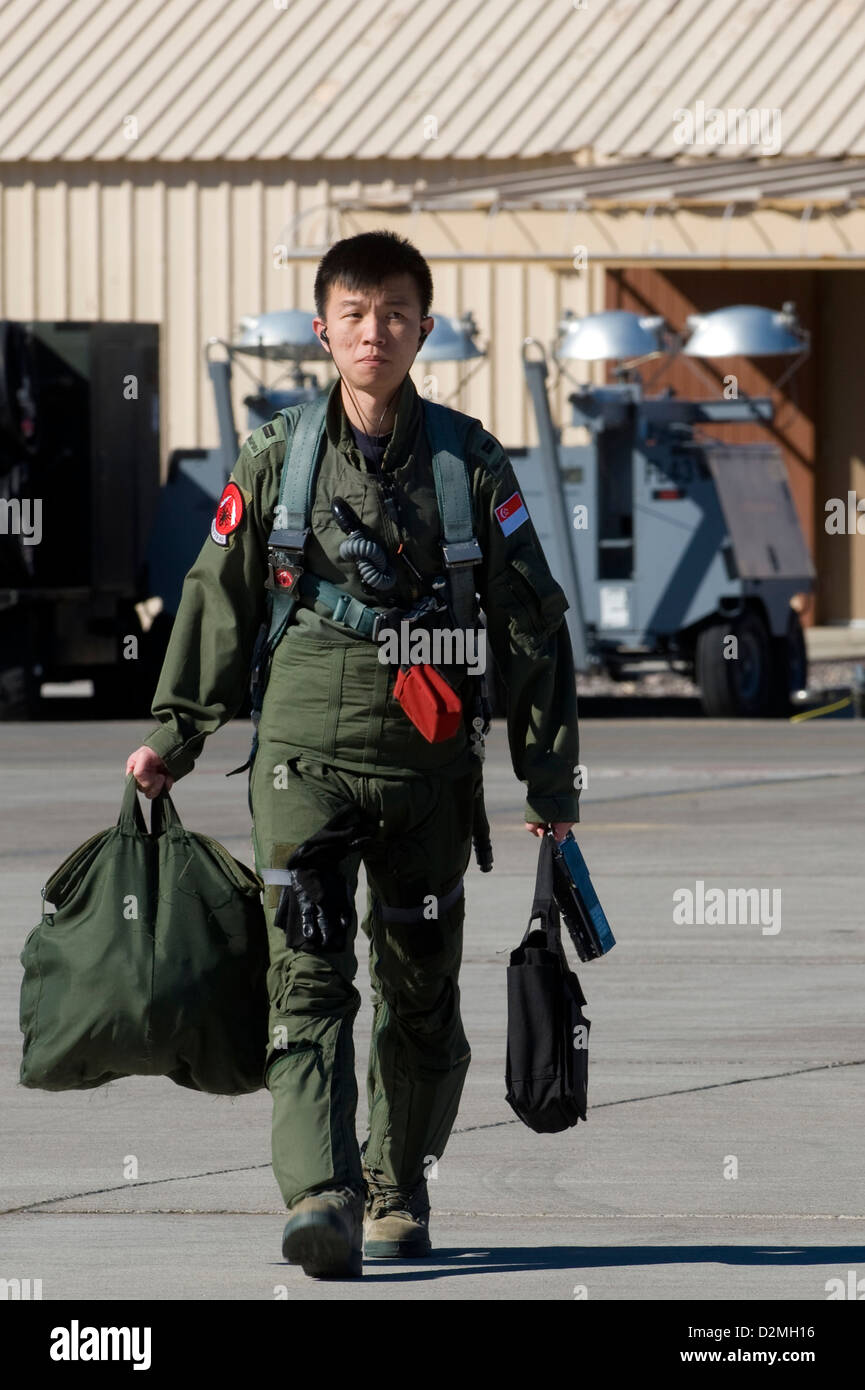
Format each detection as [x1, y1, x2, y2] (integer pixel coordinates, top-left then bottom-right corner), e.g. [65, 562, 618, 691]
[262, 632, 344, 757]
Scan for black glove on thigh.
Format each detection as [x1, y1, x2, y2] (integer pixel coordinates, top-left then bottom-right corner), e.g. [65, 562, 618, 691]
[275, 804, 377, 953]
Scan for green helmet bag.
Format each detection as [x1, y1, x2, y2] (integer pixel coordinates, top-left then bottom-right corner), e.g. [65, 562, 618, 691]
[19, 774, 269, 1095]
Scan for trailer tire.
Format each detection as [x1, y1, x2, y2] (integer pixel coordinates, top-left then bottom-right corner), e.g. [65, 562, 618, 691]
[0, 663, 42, 720]
[767, 610, 808, 718]
[696, 612, 770, 717]
[0, 606, 43, 719]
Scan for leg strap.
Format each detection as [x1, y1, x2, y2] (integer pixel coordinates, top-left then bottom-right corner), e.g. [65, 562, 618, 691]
[377, 877, 464, 924]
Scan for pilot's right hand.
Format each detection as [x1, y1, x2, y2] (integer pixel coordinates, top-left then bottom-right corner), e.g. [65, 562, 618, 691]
[125, 746, 174, 799]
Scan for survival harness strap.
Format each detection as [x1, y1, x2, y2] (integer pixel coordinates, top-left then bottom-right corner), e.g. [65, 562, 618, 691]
[226, 392, 484, 778]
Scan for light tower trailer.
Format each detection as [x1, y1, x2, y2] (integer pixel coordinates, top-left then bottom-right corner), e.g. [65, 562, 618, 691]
[511, 305, 815, 717]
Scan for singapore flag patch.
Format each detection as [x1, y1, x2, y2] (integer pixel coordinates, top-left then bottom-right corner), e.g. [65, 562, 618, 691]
[211, 481, 244, 546]
[494, 490, 529, 537]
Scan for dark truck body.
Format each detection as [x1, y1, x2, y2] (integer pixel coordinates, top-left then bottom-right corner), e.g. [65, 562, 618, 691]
[0, 320, 161, 716]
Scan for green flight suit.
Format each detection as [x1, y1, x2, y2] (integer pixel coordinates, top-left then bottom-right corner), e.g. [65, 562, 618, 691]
[142, 371, 579, 1210]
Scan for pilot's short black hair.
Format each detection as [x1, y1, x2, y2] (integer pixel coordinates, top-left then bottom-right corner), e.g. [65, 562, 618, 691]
[314, 229, 433, 322]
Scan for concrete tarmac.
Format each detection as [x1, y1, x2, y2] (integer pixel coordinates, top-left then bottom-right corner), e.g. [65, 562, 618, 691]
[2, 716, 863, 1301]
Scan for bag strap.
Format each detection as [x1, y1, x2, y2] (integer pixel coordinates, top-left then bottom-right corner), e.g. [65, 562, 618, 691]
[149, 789, 184, 837]
[118, 773, 185, 838]
[423, 400, 483, 631]
[118, 772, 149, 835]
[520, 832, 568, 963]
[530, 831, 556, 919]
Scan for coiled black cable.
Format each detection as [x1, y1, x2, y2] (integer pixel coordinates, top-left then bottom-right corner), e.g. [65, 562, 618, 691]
[331, 496, 397, 591]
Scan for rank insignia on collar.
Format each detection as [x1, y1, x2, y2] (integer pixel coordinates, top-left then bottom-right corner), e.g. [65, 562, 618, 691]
[211, 481, 244, 546]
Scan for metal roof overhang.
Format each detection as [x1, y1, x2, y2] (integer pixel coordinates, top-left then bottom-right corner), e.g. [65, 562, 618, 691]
[278, 157, 865, 268]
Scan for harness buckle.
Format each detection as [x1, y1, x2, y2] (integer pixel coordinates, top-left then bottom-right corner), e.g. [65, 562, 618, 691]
[268, 527, 309, 554]
[441, 538, 482, 568]
[265, 546, 304, 592]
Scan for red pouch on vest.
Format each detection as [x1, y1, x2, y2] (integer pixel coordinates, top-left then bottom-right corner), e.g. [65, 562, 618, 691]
[393, 664, 463, 743]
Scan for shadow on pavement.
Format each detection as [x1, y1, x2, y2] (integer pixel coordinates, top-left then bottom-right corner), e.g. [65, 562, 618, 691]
[578, 696, 704, 718]
[272, 1244, 865, 1282]
[13, 694, 707, 723]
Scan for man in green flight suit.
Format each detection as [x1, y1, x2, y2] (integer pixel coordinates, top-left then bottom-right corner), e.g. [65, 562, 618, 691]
[126, 229, 580, 1280]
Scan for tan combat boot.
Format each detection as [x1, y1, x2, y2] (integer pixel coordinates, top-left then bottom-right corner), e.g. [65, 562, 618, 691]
[281, 1185, 365, 1278]
[362, 1163, 432, 1258]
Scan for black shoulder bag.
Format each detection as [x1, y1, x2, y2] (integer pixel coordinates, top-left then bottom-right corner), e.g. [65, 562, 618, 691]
[504, 831, 591, 1132]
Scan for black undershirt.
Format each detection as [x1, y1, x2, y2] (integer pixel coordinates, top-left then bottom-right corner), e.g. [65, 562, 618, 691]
[348, 422, 393, 474]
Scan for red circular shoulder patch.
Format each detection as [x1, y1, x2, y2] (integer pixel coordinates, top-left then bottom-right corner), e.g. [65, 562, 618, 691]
[214, 481, 243, 536]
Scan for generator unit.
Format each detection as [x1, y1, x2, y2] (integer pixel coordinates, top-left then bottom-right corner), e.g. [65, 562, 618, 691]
[511, 304, 816, 717]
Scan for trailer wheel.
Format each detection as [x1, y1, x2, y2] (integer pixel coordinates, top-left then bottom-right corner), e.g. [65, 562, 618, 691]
[767, 610, 808, 718]
[696, 612, 770, 717]
[0, 663, 42, 719]
[0, 607, 43, 719]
